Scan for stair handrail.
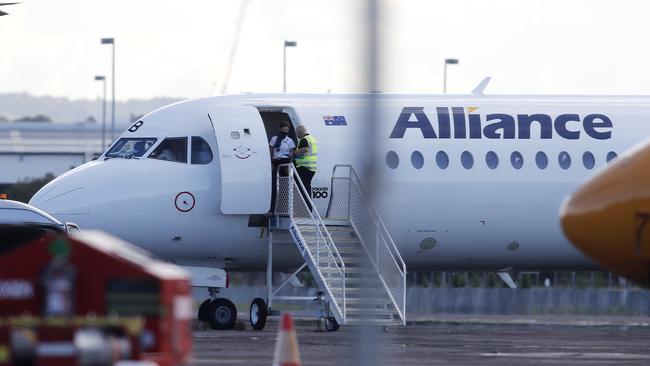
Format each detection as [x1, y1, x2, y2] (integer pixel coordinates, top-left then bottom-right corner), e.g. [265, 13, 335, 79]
[330, 164, 406, 323]
[275, 163, 346, 321]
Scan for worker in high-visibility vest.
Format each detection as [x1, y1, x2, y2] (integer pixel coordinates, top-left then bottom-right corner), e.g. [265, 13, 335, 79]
[294, 124, 317, 211]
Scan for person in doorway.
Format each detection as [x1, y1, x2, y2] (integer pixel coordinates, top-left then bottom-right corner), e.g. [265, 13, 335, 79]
[294, 124, 317, 212]
[269, 121, 296, 212]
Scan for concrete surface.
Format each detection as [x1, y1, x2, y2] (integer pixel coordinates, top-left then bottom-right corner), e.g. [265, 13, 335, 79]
[188, 315, 650, 365]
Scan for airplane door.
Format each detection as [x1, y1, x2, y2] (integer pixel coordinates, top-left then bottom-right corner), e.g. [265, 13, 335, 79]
[209, 107, 271, 214]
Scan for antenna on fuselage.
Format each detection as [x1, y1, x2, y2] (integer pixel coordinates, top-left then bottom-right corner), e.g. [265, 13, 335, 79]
[472, 76, 491, 95]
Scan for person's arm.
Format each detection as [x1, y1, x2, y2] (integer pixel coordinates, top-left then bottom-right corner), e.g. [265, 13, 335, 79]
[288, 139, 297, 159]
[269, 136, 276, 157]
[295, 138, 309, 156]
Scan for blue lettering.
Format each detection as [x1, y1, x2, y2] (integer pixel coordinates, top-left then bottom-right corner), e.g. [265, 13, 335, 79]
[389, 107, 437, 138]
[390, 107, 613, 140]
[518, 114, 553, 139]
[469, 114, 482, 139]
[436, 107, 451, 138]
[484, 114, 516, 139]
[452, 107, 466, 138]
[554, 114, 581, 139]
[583, 114, 613, 140]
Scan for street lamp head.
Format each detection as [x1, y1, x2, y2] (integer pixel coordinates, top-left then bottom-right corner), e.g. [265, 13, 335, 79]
[445, 58, 459, 65]
[284, 40, 297, 47]
[94, 75, 105, 81]
[101, 38, 114, 45]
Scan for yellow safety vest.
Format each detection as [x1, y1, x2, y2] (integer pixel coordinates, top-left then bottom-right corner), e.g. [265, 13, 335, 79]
[295, 135, 318, 171]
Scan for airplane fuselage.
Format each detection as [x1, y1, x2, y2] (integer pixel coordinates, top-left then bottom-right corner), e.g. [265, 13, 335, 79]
[29, 94, 650, 272]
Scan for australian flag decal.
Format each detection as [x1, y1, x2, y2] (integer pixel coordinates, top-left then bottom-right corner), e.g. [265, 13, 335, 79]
[323, 115, 347, 126]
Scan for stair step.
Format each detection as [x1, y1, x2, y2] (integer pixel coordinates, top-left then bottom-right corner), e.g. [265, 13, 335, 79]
[345, 318, 403, 326]
[319, 256, 368, 265]
[302, 240, 360, 249]
[346, 303, 392, 309]
[321, 218, 350, 226]
[300, 225, 354, 232]
[331, 246, 363, 254]
[292, 218, 316, 225]
[320, 266, 374, 274]
[345, 297, 392, 305]
[345, 308, 396, 316]
[300, 235, 359, 244]
[328, 286, 386, 294]
[344, 276, 383, 283]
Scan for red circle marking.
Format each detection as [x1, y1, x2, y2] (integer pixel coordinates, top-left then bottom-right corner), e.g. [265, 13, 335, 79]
[175, 191, 195, 212]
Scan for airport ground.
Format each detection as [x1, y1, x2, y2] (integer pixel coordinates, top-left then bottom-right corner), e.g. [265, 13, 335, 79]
[189, 315, 650, 365]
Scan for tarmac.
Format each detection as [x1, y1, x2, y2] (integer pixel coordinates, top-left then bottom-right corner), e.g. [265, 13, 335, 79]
[188, 315, 650, 365]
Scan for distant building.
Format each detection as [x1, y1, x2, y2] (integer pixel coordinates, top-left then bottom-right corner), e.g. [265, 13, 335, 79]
[0, 122, 126, 186]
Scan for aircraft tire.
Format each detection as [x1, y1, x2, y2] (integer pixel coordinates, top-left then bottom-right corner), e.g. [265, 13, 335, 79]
[324, 317, 339, 332]
[249, 298, 268, 331]
[207, 298, 237, 330]
[198, 299, 212, 321]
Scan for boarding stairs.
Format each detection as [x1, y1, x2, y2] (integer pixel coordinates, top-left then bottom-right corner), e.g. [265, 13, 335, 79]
[271, 164, 406, 326]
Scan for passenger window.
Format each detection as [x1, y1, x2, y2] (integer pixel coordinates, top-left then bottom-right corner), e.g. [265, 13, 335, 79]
[559, 151, 571, 170]
[461, 151, 474, 169]
[535, 151, 548, 169]
[191, 136, 213, 164]
[411, 151, 424, 169]
[386, 151, 399, 169]
[149, 137, 188, 163]
[436, 151, 449, 169]
[582, 151, 595, 169]
[485, 151, 498, 169]
[511, 151, 523, 169]
[607, 151, 618, 162]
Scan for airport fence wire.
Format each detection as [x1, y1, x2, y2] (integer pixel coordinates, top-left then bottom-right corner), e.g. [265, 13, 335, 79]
[356, 0, 384, 363]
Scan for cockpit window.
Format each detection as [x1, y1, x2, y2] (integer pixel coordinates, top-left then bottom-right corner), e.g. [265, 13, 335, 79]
[191, 136, 213, 164]
[149, 137, 188, 163]
[105, 138, 157, 159]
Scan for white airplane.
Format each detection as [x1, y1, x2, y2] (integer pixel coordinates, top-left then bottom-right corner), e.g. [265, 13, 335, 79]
[28, 91, 650, 329]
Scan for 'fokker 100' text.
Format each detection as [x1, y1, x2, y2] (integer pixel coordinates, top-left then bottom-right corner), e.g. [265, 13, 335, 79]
[389, 107, 613, 140]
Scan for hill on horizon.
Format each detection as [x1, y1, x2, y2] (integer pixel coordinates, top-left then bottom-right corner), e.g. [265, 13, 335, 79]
[0, 93, 184, 123]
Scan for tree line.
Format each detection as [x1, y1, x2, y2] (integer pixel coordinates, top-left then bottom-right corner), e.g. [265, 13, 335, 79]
[3, 173, 56, 203]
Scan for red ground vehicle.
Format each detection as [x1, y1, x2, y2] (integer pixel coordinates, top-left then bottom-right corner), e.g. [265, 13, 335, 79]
[0, 228, 192, 366]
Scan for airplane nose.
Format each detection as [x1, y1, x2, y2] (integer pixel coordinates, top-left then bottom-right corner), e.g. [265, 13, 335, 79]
[561, 145, 650, 286]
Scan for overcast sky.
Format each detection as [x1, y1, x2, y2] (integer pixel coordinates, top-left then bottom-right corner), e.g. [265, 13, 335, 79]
[1, 0, 650, 100]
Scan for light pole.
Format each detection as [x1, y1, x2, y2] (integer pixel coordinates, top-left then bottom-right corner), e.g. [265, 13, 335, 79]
[94, 75, 106, 151]
[283, 40, 297, 93]
[101, 37, 115, 142]
[443, 58, 459, 93]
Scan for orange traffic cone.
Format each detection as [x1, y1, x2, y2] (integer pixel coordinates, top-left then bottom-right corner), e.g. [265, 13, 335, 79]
[272, 312, 302, 366]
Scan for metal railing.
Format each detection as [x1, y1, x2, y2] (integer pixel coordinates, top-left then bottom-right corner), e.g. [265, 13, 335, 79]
[327, 164, 406, 324]
[274, 163, 346, 323]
